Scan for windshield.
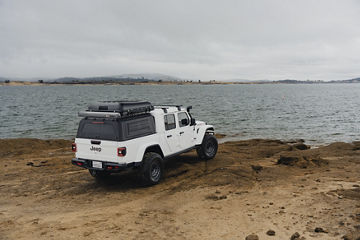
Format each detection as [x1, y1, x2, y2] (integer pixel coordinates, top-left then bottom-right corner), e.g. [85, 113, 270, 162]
[76, 119, 119, 141]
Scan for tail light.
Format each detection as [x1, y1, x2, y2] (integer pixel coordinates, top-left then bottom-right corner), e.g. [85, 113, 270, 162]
[117, 147, 126, 157]
[72, 143, 77, 152]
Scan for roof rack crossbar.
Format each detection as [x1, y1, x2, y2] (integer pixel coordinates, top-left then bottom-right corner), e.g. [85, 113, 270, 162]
[89, 106, 153, 114]
[78, 111, 121, 118]
[154, 105, 182, 111]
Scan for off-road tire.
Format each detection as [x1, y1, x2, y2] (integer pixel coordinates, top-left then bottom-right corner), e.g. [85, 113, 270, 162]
[141, 152, 163, 185]
[197, 134, 218, 160]
[89, 169, 110, 180]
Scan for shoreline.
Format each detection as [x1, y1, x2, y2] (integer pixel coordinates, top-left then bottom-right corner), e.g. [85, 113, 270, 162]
[1, 81, 254, 86]
[1, 137, 359, 239]
[0, 134, 353, 148]
[2, 81, 360, 86]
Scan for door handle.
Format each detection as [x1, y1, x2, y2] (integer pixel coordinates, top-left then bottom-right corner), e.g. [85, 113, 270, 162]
[180, 131, 184, 135]
[167, 135, 172, 138]
[91, 140, 101, 145]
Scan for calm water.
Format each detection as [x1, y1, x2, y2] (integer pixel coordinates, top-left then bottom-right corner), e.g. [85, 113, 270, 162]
[1, 84, 360, 145]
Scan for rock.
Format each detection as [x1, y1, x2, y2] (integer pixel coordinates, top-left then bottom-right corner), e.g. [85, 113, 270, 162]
[266, 229, 275, 236]
[251, 165, 263, 173]
[277, 153, 327, 167]
[218, 195, 227, 200]
[245, 234, 259, 240]
[205, 194, 227, 201]
[293, 143, 309, 150]
[314, 227, 327, 233]
[342, 234, 352, 240]
[290, 232, 300, 240]
[286, 139, 305, 144]
[278, 156, 299, 165]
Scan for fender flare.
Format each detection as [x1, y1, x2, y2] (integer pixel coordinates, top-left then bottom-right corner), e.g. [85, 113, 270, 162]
[135, 143, 164, 163]
[195, 125, 215, 145]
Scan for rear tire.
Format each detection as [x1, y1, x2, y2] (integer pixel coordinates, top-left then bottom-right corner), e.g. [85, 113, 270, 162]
[89, 169, 110, 180]
[141, 152, 163, 185]
[197, 134, 218, 160]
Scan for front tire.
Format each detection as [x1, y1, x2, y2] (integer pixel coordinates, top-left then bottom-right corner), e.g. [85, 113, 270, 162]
[141, 152, 163, 185]
[197, 134, 218, 160]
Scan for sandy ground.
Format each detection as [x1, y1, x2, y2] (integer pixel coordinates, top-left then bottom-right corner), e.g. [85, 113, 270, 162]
[0, 137, 359, 240]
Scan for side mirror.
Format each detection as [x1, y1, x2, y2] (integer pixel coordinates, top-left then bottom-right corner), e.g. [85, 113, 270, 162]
[181, 118, 189, 126]
[190, 118, 196, 126]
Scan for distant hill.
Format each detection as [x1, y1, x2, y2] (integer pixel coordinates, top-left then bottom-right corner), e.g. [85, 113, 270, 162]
[48, 73, 183, 84]
[0, 77, 10, 82]
[272, 78, 360, 84]
[273, 79, 322, 84]
[2, 74, 360, 84]
[329, 77, 360, 83]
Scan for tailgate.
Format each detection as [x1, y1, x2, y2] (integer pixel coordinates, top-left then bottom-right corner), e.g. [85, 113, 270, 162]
[75, 138, 119, 163]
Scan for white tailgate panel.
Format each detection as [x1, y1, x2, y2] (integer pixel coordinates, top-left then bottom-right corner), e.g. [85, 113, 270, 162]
[75, 138, 118, 162]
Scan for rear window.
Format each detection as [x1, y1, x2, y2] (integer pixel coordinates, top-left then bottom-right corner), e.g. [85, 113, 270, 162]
[76, 119, 119, 141]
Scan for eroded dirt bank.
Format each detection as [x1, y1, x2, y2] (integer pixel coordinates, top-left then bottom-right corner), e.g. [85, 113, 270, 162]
[0, 138, 359, 240]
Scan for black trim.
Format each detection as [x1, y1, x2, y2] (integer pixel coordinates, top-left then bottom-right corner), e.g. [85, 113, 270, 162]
[144, 144, 165, 158]
[72, 158, 141, 172]
[164, 146, 195, 160]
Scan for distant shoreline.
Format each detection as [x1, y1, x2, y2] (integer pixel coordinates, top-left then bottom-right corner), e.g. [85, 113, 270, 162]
[2, 80, 360, 86]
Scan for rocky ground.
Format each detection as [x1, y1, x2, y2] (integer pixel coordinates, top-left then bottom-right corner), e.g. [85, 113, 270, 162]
[0, 137, 359, 240]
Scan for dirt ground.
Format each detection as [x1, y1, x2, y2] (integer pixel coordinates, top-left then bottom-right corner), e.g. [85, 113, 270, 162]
[0, 137, 359, 240]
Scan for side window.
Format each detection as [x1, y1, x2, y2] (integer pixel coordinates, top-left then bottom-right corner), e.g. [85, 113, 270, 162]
[164, 114, 176, 130]
[178, 112, 190, 127]
[124, 116, 155, 139]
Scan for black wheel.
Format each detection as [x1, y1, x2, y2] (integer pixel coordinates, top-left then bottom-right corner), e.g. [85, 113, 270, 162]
[141, 152, 163, 185]
[197, 134, 218, 160]
[89, 169, 110, 180]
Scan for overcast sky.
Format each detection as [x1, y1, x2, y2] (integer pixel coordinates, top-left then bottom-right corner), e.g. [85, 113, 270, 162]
[1, 0, 360, 81]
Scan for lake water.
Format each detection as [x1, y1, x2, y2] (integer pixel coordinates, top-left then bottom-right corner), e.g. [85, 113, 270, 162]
[1, 84, 360, 145]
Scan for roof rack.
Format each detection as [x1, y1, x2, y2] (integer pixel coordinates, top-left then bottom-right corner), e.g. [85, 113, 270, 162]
[78, 111, 121, 118]
[154, 105, 182, 111]
[79, 101, 154, 118]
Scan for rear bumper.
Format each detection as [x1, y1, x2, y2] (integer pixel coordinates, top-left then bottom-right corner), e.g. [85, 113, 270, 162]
[72, 158, 140, 172]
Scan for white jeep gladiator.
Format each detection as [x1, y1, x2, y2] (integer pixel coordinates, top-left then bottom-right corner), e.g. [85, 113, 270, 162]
[72, 101, 218, 185]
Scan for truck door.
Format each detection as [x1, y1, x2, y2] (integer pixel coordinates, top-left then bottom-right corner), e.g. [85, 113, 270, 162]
[164, 114, 181, 153]
[177, 112, 195, 150]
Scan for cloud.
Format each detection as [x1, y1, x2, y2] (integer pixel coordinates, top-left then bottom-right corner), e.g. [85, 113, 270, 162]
[0, 0, 360, 80]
